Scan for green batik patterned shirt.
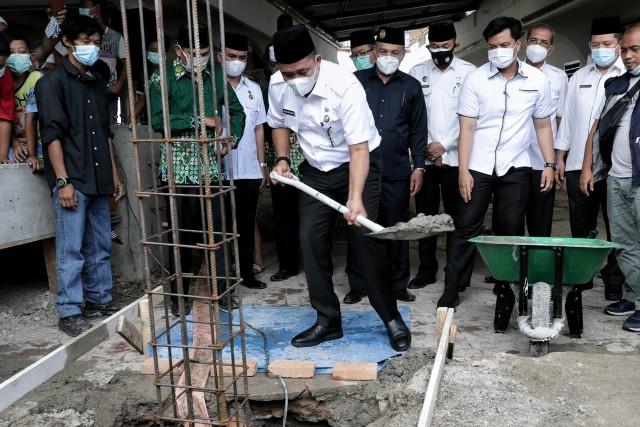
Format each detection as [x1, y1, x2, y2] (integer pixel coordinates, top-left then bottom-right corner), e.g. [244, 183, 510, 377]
[150, 59, 246, 184]
[265, 132, 305, 176]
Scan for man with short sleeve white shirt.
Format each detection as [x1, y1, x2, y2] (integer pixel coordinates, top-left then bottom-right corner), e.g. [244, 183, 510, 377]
[555, 17, 626, 300]
[442, 18, 555, 333]
[268, 26, 410, 351]
[523, 23, 569, 237]
[220, 33, 269, 290]
[408, 21, 476, 288]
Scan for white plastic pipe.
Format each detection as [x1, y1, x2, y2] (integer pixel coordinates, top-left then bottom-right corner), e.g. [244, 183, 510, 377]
[270, 171, 385, 233]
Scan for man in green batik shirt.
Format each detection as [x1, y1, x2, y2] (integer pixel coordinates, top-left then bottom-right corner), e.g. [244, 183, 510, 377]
[149, 23, 245, 315]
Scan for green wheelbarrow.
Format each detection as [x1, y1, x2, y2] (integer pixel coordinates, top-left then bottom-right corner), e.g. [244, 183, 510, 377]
[470, 236, 619, 356]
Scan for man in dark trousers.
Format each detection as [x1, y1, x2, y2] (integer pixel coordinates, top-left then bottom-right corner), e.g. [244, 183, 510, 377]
[268, 25, 410, 351]
[443, 17, 556, 331]
[353, 27, 428, 303]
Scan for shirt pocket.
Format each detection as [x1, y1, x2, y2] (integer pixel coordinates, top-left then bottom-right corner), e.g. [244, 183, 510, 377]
[283, 113, 298, 133]
[421, 85, 432, 98]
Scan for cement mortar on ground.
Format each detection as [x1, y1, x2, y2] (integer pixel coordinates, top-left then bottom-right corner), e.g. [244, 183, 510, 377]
[370, 213, 454, 240]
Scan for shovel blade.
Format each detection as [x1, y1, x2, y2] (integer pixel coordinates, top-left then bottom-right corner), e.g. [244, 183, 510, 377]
[368, 213, 455, 241]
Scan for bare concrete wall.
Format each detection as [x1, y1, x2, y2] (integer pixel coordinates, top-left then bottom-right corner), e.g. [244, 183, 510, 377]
[0, 164, 55, 250]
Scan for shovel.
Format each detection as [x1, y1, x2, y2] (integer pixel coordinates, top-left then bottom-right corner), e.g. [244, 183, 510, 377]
[270, 172, 454, 240]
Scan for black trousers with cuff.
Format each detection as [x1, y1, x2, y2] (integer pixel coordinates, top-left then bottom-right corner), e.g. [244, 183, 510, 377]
[414, 165, 460, 278]
[229, 179, 261, 286]
[271, 184, 300, 273]
[299, 149, 400, 327]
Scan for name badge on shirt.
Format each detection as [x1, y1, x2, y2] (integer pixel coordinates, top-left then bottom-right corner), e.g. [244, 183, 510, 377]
[579, 84, 592, 88]
[283, 108, 295, 116]
[518, 88, 538, 92]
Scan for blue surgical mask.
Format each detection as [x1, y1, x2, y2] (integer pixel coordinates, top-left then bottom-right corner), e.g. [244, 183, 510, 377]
[7, 53, 32, 75]
[73, 44, 100, 67]
[631, 64, 640, 76]
[591, 48, 617, 67]
[147, 51, 160, 65]
[353, 55, 374, 71]
[0, 66, 5, 78]
[79, 8, 93, 17]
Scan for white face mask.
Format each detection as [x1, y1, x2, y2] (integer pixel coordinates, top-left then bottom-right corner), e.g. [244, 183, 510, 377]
[488, 47, 517, 69]
[631, 64, 640, 76]
[287, 61, 319, 97]
[225, 59, 246, 77]
[526, 44, 548, 64]
[180, 46, 209, 74]
[376, 55, 400, 75]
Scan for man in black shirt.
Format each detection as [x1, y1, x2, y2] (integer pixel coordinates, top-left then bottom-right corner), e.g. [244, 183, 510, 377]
[353, 27, 428, 303]
[36, 15, 124, 337]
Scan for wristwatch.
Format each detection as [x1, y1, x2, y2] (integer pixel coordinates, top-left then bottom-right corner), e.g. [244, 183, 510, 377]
[260, 162, 267, 168]
[544, 162, 558, 170]
[414, 167, 426, 173]
[275, 156, 290, 166]
[56, 177, 69, 188]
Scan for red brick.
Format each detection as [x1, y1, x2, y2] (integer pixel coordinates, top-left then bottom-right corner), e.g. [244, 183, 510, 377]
[268, 359, 315, 378]
[332, 362, 378, 381]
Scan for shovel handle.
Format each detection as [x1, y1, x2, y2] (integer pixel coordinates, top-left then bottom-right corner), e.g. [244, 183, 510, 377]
[270, 171, 385, 233]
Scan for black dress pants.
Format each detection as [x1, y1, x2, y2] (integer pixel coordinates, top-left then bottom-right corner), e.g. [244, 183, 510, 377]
[565, 171, 623, 288]
[168, 184, 231, 297]
[441, 167, 530, 306]
[231, 179, 261, 285]
[347, 176, 411, 293]
[414, 165, 460, 278]
[298, 150, 399, 327]
[526, 169, 556, 237]
[271, 184, 300, 273]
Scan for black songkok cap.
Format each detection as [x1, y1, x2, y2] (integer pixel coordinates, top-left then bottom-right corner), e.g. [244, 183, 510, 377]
[273, 24, 316, 64]
[376, 27, 405, 46]
[177, 23, 210, 49]
[350, 30, 375, 48]
[225, 32, 248, 51]
[590, 17, 622, 36]
[429, 21, 457, 42]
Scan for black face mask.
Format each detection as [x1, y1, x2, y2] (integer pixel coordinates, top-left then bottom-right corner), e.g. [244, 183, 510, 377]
[431, 49, 454, 66]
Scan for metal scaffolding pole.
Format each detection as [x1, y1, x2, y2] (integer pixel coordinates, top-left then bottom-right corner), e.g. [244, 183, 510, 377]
[119, 0, 251, 424]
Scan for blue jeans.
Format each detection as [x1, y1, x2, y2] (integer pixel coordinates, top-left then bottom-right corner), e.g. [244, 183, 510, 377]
[53, 188, 113, 318]
[607, 177, 640, 310]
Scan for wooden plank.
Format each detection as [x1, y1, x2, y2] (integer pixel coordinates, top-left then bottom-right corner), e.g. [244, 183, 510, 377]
[0, 285, 161, 412]
[138, 299, 151, 356]
[116, 316, 144, 354]
[42, 238, 57, 298]
[418, 307, 455, 427]
[446, 324, 457, 360]
[435, 307, 447, 342]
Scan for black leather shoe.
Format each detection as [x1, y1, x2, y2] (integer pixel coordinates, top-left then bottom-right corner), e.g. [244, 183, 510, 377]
[291, 323, 343, 347]
[220, 296, 239, 311]
[243, 279, 267, 289]
[394, 289, 416, 302]
[385, 317, 411, 351]
[82, 300, 126, 318]
[270, 269, 298, 282]
[408, 273, 437, 289]
[171, 298, 192, 317]
[343, 289, 367, 304]
[58, 314, 92, 337]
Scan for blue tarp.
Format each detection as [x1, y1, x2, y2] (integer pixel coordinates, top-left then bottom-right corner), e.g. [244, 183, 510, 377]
[151, 304, 411, 372]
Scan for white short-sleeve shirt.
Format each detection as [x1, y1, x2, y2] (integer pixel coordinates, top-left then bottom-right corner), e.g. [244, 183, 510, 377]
[409, 56, 476, 167]
[457, 61, 553, 176]
[527, 62, 569, 170]
[555, 57, 626, 171]
[267, 60, 381, 172]
[225, 75, 267, 180]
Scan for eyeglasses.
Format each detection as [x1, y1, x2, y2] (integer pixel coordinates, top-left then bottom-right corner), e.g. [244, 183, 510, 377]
[350, 48, 373, 60]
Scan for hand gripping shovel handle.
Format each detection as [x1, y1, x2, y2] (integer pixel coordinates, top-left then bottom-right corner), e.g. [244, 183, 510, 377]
[270, 171, 385, 233]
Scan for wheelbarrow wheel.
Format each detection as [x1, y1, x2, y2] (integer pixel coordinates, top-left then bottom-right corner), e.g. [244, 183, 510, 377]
[529, 340, 549, 357]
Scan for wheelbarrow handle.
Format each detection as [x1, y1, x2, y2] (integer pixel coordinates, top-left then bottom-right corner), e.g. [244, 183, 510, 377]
[270, 171, 385, 233]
